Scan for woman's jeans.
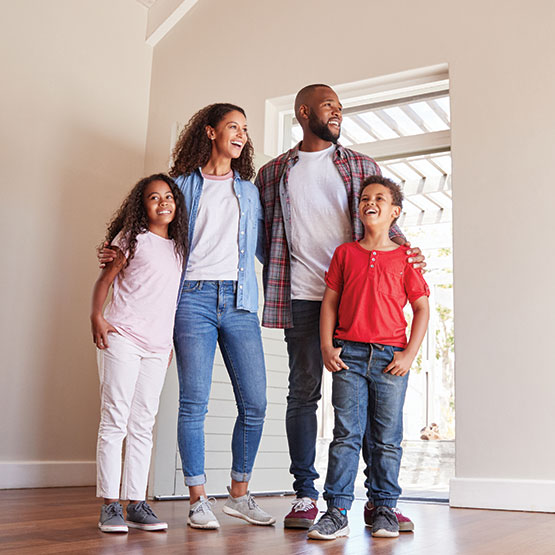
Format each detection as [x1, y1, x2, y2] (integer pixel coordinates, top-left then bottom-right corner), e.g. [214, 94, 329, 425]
[323, 340, 408, 510]
[174, 280, 267, 486]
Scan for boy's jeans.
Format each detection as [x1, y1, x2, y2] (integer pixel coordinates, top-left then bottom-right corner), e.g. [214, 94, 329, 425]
[323, 340, 408, 510]
[174, 280, 267, 486]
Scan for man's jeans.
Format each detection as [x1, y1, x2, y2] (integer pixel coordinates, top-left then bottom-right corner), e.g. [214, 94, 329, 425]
[284, 300, 323, 499]
[174, 280, 267, 486]
[323, 340, 408, 510]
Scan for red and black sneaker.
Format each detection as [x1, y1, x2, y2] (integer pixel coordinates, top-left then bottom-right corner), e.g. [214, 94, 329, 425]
[364, 501, 414, 532]
[284, 497, 319, 529]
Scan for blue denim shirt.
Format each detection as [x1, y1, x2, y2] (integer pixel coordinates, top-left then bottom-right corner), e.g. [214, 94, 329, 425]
[174, 169, 264, 313]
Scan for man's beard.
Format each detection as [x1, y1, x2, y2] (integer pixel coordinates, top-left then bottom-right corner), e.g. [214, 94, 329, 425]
[307, 111, 340, 144]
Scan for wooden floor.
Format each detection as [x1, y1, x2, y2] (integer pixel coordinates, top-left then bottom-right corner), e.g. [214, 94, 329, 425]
[1, 487, 554, 554]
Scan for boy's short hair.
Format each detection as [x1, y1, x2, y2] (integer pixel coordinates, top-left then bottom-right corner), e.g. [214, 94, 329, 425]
[360, 175, 403, 226]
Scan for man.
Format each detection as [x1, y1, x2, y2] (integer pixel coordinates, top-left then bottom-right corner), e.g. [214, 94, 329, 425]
[255, 84, 425, 531]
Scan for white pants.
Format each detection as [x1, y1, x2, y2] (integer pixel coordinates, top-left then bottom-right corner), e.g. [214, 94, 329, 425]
[96, 332, 168, 500]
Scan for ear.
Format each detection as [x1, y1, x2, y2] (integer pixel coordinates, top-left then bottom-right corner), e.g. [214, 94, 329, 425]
[297, 104, 310, 122]
[392, 205, 401, 220]
[205, 125, 215, 141]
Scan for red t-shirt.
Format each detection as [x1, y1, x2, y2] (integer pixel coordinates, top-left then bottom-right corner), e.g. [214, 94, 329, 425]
[325, 242, 430, 348]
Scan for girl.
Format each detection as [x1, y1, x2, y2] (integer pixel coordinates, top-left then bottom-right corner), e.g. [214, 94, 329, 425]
[169, 103, 274, 529]
[91, 173, 187, 533]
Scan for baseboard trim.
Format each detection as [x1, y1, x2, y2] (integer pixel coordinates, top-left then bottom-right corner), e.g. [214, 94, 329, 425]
[0, 461, 96, 489]
[450, 477, 555, 513]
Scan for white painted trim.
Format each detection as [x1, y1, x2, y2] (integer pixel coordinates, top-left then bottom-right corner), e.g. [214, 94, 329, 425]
[0, 461, 96, 489]
[146, 0, 198, 47]
[450, 477, 555, 513]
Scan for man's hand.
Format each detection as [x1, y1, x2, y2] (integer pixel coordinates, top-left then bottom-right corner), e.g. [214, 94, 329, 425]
[322, 345, 349, 373]
[404, 241, 426, 272]
[97, 242, 123, 269]
[91, 314, 117, 349]
[384, 349, 415, 376]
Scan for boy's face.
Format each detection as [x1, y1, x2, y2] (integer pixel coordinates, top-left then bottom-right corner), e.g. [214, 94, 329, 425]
[359, 183, 401, 229]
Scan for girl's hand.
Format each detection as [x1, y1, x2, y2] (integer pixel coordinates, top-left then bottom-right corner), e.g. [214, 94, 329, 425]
[322, 345, 349, 373]
[168, 349, 174, 368]
[97, 242, 123, 269]
[404, 241, 427, 272]
[385, 350, 415, 376]
[91, 314, 117, 349]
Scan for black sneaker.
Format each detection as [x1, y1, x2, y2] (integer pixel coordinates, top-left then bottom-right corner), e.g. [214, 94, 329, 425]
[126, 501, 168, 531]
[307, 507, 349, 541]
[372, 505, 399, 538]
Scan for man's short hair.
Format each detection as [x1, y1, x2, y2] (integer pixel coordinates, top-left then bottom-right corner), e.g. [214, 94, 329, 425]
[294, 84, 332, 119]
[360, 175, 404, 226]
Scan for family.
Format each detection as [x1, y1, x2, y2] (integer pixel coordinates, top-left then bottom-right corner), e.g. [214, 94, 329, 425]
[90, 83, 429, 541]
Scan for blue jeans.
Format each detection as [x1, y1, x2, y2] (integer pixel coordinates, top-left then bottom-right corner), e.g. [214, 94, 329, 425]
[323, 340, 408, 510]
[174, 281, 267, 486]
[284, 300, 323, 499]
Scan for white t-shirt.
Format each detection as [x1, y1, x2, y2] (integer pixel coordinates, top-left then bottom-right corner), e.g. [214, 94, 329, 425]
[185, 171, 239, 281]
[288, 145, 352, 300]
[105, 231, 182, 353]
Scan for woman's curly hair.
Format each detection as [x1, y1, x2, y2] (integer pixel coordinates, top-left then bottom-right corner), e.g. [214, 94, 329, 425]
[169, 103, 255, 181]
[104, 173, 188, 270]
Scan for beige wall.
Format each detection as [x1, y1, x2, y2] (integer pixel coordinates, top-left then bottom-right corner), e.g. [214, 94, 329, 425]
[144, 0, 555, 510]
[0, 0, 152, 486]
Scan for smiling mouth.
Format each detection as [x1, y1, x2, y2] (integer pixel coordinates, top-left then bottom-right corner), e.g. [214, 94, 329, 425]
[157, 210, 172, 215]
[364, 208, 377, 215]
[328, 120, 341, 128]
[231, 140, 243, 148]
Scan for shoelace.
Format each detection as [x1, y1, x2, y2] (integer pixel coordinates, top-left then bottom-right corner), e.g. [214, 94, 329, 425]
[132, 500, 156, 517]
[192, 497, 216, 515]
[246, 493, 259, 510]
[291, 497, 314, 512]
[105, 502, 123, 518]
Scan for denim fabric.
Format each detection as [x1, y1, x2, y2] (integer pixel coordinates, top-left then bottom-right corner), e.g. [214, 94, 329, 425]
[283, 300, 323, 499]
[174, 169, 264, 313]
[323, 340, 407, 510]
[174, 281, 267, 486]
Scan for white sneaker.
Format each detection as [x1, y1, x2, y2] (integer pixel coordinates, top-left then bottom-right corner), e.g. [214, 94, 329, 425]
[222, 486, 276, 526]
[187, 496, 220, 529]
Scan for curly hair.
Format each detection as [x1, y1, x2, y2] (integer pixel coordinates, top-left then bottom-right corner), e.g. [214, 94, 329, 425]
[169, 103, 255, 181]
[104, 173, 188, 270]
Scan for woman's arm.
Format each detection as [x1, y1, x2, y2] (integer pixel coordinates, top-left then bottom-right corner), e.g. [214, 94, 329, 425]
[320, 286, 349, 372]
[90, 256, 125, 349]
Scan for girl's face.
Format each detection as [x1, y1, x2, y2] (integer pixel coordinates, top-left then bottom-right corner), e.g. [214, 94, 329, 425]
[143, 180, 176, 231]
[206, 110, 248, 160]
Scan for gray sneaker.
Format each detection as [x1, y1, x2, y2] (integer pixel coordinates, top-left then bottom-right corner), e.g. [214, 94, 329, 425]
[187, 496, 220, 529]
[307, 507, 349, 540]
[372, 505, 399, 537]
[98, 502, 128, 533]
[126, 500, 168, 531]
[222, 487, 276, 526]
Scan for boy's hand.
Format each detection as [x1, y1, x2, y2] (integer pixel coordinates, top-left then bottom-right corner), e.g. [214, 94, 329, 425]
[322, 345, 349, 373]
[385, 350, 415, 376]
[91, 314, 117, 349]
[97, 242, 122, 269]
[404, 241, 426, 272]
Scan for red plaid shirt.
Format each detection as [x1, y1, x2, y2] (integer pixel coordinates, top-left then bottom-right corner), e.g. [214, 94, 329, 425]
[255, 142, 405, 329]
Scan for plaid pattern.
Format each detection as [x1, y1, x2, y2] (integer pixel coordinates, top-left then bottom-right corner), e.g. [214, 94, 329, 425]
[255, 142, 404, 329]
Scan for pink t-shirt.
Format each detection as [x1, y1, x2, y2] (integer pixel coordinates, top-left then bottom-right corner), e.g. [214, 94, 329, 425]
[104, 231, 182, 353]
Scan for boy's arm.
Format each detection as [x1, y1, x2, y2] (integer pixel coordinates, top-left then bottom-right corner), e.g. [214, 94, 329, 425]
[90, 256, 125, 350]
[385, 296, 430, 376]
[320, 286, 349, 372]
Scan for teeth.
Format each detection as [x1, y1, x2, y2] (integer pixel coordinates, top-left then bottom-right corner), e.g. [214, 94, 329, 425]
[158, 210, 171, 214]
[231, 141, 243, 146]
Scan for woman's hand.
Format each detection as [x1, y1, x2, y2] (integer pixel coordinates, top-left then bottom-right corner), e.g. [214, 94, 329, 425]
[91, 313, 117, 349]
[322, 345, 349, 373]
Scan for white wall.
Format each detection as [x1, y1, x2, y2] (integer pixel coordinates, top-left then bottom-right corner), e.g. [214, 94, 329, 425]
[144, 0, 555, 511]
[0, 0, 152, 487]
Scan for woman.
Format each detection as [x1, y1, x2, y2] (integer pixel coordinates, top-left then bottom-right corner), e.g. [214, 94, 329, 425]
[169, 103, 274, 529]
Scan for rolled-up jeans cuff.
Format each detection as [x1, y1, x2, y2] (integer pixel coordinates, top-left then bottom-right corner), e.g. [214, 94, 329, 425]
[230, 469, 252, 483]
[327, 496, 353, 510]
[184, 473, 206, 487]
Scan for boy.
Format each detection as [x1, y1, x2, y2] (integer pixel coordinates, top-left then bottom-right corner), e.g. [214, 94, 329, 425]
[307, 176, 430, 540]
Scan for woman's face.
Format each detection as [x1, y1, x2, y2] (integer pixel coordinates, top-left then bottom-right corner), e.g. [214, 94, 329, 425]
[206, 110, 248, 160]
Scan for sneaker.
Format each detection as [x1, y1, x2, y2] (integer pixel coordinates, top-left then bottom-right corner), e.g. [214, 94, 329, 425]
[98, 502, 128, 533]
[364, 501, 414, 532]
[187, 496, 220, 529]
[307, 507, 349, 541]
[371, 505, 399, 538]
[284, 497, 319, 529]
[126, 500, 168, 531]
[222, 487, 276, 526]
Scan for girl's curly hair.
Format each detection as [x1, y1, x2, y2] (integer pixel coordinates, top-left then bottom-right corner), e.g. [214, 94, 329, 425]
[104, 173, 188, 269]
[169, 103, 255, 181]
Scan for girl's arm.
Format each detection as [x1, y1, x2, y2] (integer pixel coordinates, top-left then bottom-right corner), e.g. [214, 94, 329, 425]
[90, 256, 126, 349]
[320, 286, 349, 372]
[385, 296, 430, 376]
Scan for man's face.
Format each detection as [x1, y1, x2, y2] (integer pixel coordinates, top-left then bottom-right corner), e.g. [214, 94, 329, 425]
[306, 87, 343, 143]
